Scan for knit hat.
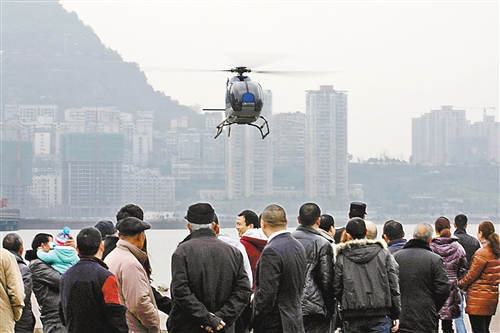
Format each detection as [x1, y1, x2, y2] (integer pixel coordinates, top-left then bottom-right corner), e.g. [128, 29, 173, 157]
[55, 226, 72, 246]
[94, 219, 117, 240]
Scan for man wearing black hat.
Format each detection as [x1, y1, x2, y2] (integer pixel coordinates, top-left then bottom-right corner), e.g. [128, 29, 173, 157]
[167, 203, 252, 333]
[334, 217, 401, 333]
[105, 217, 160, 333]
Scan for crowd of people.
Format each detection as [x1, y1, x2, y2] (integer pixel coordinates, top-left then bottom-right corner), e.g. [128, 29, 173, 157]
[0, 201, 499, 333]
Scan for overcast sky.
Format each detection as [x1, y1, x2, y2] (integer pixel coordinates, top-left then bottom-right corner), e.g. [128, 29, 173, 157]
[60, 1, 498, 160]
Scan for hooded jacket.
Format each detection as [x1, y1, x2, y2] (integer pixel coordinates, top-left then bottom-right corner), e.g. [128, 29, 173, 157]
[291, 225, 335, 317]
[333, 238, 400, 321]
[240, 229, 267, 291]
[430, 237, 468, 320]
[459, 243, 500, 316]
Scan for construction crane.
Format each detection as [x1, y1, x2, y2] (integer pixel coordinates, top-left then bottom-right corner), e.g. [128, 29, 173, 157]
[456, 106, 496, 116]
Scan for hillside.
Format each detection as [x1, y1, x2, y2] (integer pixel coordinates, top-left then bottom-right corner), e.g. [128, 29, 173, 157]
[1, 1, 203, 129]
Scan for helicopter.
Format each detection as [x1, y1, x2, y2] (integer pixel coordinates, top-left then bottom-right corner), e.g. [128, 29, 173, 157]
[204, 66, 269, 139]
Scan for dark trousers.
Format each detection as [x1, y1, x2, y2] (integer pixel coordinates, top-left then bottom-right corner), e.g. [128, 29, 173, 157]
[344, 316, 391, 333]
[303, 314, 332, 333]
[468, 315, 492, 333]
[441, 319, 453, 333]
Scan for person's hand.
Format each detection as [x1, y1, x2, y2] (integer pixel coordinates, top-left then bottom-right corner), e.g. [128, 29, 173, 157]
[391, 319, 400, 332]
[203, 321, 225, 333]
[64, 236, 76, 248]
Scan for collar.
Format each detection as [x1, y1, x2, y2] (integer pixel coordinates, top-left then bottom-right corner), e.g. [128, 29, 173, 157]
[116, 239, 148, 265]
[268, 229, 290, 243]
[296, 224, 322, 235]
[180, 228, 216, 244]
[454, 229, 467, 235]
[79, 256, 109, 269]
[388, 238, 407, 246]
[403, 238, 432, 251]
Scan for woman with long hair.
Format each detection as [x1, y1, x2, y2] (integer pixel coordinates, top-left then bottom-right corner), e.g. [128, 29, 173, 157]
[459, 221, 500, 333]
[431, 216, 468, 333]
[25, 233, 66, 333]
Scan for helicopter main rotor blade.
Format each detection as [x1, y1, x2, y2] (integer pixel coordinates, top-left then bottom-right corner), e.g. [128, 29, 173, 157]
[252, 70, 340, 78]
[142, 67, 232, 73]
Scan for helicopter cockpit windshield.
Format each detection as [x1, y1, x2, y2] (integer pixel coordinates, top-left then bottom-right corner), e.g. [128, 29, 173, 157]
[227, 79, 264, 112]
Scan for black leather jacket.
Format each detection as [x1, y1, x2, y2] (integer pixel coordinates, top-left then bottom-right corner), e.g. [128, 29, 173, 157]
[292, 225, 335, 317]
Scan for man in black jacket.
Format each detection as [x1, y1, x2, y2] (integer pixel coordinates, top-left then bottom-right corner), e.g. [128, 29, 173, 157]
[168, 203, 252, 333]
[292, 203, 334, 333]
[334, 217, 401, 333]
[59, 227, 128, 333]
[393, 223, 450, 333]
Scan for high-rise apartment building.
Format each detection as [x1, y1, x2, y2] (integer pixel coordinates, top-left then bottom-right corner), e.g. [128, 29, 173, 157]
[60, 132, 124, 218]
[412, 106, 499, 164]
[305, 85, 348, 199]
[272, 112, 306, 168]
[226, 90, 273, 198]
[412, 106, 467, 165]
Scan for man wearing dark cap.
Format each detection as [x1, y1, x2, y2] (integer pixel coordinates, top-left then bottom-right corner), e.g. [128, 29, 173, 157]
[334, 217, 401, 333]
[105, 217, 160, 333]
[382, 220, 407, 254]
[168, 203, 252, 333]
[349, 201, 367, 219]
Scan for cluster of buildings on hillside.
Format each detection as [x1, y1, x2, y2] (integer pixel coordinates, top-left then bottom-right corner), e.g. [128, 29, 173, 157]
[0, 86, 348, 218]
[1, 87, 497, 219]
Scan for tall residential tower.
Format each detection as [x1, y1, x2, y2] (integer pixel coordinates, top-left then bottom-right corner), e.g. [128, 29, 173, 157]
[305, 85, 348, 201]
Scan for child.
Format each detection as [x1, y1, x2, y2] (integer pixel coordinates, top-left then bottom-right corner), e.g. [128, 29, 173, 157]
[37, 226, 79, 274]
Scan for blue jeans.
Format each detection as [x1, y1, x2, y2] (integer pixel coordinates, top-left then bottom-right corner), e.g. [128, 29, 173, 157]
[454, 291, 467, 333]
[345, 316, 392, 333]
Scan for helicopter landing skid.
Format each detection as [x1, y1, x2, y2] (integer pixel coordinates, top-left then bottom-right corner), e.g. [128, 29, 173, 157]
[214, 116, 270, 139]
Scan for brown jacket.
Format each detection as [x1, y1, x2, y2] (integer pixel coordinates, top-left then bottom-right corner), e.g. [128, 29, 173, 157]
[0, 248, 25, 333]
[459, 243, 500, 315]
[105, 240, 160, 333]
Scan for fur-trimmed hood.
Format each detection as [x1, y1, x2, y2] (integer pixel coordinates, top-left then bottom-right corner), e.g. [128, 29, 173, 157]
[334, 238, 387, 263]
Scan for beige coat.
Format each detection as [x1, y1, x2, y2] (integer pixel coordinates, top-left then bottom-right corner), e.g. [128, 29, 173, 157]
[0, 248, 25, 333]
[105, 240, 159, 333]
